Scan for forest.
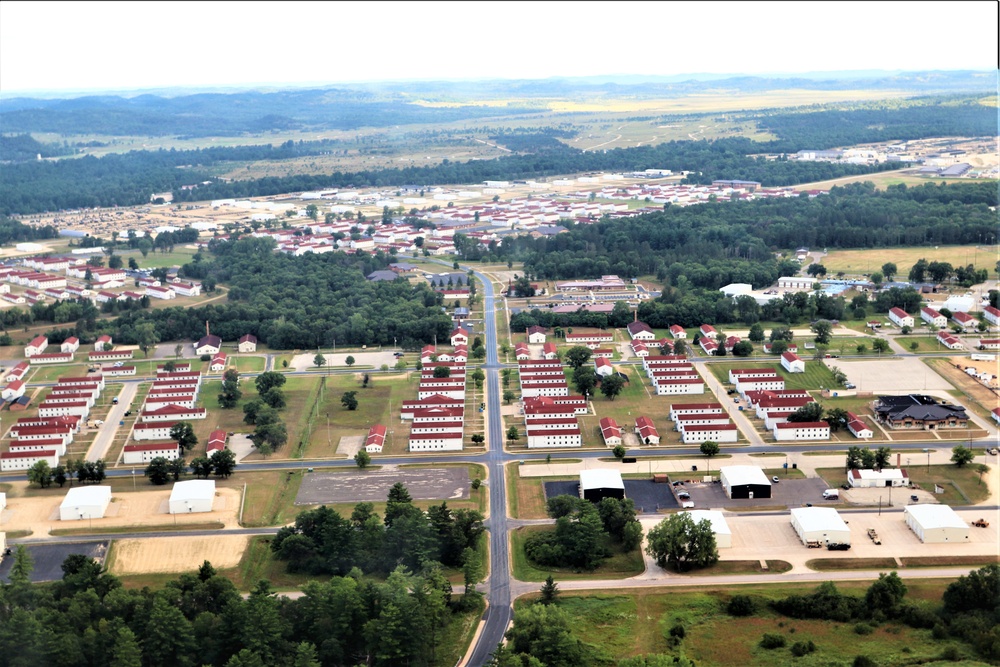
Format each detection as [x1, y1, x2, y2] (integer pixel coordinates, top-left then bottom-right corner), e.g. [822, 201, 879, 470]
[3, 98, 994, 215]
[0, 217, 59, 245]
[105, 237, 454, 350]
[0, 553, 480, 667]
[458, 182, 998, 285]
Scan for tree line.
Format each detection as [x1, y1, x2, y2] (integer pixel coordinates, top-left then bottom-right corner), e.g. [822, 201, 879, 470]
[0, 548, 481, 667]
[104, 237, 454, 350]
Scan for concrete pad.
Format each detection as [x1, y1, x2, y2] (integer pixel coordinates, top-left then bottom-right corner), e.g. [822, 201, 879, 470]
[336, 435, 365, 458]
[835, 358, 953, 393]
[295, 467, 469, 505]
[228, 434, 256, 463]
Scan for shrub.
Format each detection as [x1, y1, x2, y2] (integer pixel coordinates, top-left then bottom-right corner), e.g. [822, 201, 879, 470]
[471, 478, 482, 490]
[200, 354, 211, 362]
[940, 646, 961, 661]
[854, 623, 874, 635]
[669, 624, 685, 639]
[727, 594, 756, 617]
[790, 640, 816, 657]
[759, 633, 786, 649]
[932, 624, 949, 640]
[852, 657, 876, 667]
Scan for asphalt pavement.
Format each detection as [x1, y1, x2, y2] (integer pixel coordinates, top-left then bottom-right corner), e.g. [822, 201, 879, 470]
[85, 382, 138, 462]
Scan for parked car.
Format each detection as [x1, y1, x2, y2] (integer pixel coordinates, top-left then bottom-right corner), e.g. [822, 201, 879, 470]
[772, 476, 780, 483]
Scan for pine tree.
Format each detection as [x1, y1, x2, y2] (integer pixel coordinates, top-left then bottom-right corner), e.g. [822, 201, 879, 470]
[539, 575, 558, 605]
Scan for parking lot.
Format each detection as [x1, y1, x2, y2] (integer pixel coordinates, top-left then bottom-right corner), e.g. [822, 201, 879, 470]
[676, 477, 836, 510]
[543, 480, 679, 513]
[0, 541, 109, 583]
[295, 467, 470, 505]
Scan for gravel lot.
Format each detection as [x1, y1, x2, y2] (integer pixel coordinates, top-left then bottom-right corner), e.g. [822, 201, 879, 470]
[295, 467, 470, 505]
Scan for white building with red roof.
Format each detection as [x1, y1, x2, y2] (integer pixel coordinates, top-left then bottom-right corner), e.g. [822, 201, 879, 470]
[983, 305, 1000, 327]
[846, 412, 873, 439]
[25, 335, 48, 357]
[921, 307, 947, 328]
[365, 424, 387, 453]
[888, 307, 914, 328]
[780, 351, 805, 373]
[123, 443, 180, 465]
[634, 416, 660, 445]
[599, 417, 622, 446]
[595, 357, 614, 377]
[951, 311, 977, 331]
[60, 337, 80, 354]
[669, 325, 687, 339]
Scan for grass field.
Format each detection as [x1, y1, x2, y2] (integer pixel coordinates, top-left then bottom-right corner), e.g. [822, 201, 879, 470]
[791, 169, 976, 193]
[510, 525, 645, 581]
[820, 244, 995, 277]
[506, 466, 576, 519]
[528, 580, 975, 666]
[895, 336, 951, 353]
[706, 359, 840, 391]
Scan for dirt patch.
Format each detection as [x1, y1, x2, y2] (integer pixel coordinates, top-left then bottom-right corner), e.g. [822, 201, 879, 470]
[336, 435, 365, 458]
[0, 485, 241, 537]
[295, 468, 469, 505]
[109, 535, 249, 575]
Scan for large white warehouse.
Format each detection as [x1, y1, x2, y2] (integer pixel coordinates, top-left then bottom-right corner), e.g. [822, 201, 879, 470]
[59, 486, 112, 521]
[904, 504, 969, 543]
[790, 507, 851, 546]
[169, 480, 216, 514]
[684, 510, 732, 548]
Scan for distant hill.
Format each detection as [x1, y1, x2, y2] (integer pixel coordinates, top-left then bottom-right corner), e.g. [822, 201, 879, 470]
[0, 70, 992, 138]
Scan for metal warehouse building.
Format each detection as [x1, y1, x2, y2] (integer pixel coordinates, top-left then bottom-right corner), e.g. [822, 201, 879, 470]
[719, 466, 772, 499]
[790, 507, 851, 546]
[59, 486, 112, 521]
[168, 480, 216, 514]
[904, 504, 969, 543]
[683, 510, 732, 548]
[579, 469, 625, 503]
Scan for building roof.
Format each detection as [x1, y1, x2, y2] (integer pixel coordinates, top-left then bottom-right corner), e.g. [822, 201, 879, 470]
[169, 479, 216, 502]
[197, 334, 222, 348]
[850, 468, 908, 481]
[720, 466, 771, 487]
[579, 468, 625, 491]
[627, 321, 653, 335]
[238, 334, 257, 344]
[875, 395, 967, 422]
[684, 510, 731, 536]
[904, 503, 968, 530]
[60, 485, 112, 508]
[124, 443, 179, 452]
[790, 506, 849, 533]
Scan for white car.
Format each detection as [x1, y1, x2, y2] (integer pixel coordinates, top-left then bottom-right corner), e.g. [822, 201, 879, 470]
[94, 420, 104, 426]
[113, 361, 125, 367]
[681, 501, 695, 509]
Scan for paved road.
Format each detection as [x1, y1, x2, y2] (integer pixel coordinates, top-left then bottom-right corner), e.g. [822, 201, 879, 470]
[85, 382, 138, 462]
[465, 267, 512, 667]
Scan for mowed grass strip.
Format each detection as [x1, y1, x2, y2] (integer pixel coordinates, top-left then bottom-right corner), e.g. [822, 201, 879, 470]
[510, 525, 645, 582]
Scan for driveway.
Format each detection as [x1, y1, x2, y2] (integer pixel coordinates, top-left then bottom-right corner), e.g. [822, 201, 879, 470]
[87, 382, 139, 462]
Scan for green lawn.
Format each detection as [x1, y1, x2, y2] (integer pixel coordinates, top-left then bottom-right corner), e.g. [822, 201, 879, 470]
[706, 360, 840, 391]
[530, 581, 976, 666]
[510, 525, 645, 581]
[894, 336, 946, 353]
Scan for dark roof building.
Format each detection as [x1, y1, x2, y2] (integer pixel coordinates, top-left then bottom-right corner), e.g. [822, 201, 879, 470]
[874, 395, 968, 430]
[366, 270, 398, 282]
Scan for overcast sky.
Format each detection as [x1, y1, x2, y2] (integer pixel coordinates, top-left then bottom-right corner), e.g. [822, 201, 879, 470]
[1, 1, 997, 95]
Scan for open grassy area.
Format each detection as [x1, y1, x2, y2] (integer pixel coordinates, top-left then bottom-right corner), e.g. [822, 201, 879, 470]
[510, 525, 645, 581]
[526, 579, 975, 666]
[50, 522, 225, 537]
[506, 465, 576, 519]
[705, 359, 840, 391]
[228, 469, 305, 527]
[805, 557, 900, 571]
[820, 244, 994, 277]
[815, 464, 992, 506]
[895, 336, 950, 353]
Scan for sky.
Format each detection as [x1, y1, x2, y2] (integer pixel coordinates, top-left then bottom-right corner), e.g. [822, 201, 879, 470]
[1, 0, 997, 95]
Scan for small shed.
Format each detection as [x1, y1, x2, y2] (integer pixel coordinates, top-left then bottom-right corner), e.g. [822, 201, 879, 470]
[59, 486, 112, 521]
[904, 504, 969, 543]
[579, 469, 625, 503]
[169, 480, 216, 514]
[790, 507, 851, 546]
[684, 510, 732, 548]
[719, 466, 772, 499]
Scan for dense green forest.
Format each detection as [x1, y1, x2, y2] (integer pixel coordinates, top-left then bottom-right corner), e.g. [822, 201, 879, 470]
[0, 134, 73, 163]
[457, 182, 998, 284]
[106, 237, 454, 350]
[0, 553, 478, 667]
